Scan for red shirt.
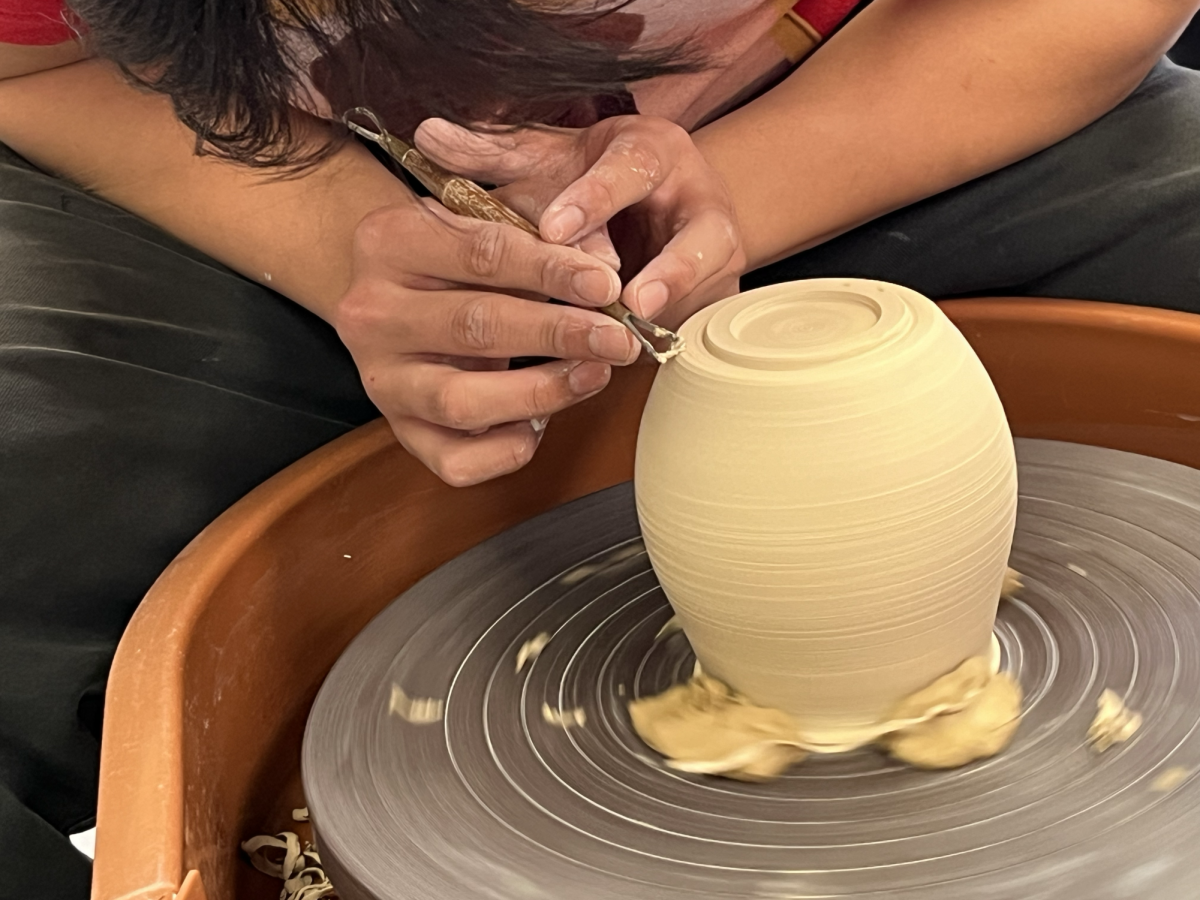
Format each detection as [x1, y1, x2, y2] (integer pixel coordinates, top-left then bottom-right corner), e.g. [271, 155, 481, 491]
[0, 0, 75, 44]
[0, 1, 855, 51]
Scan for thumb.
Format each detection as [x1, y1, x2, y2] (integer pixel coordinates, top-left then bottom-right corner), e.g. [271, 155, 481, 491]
[414, 118, 560, 184]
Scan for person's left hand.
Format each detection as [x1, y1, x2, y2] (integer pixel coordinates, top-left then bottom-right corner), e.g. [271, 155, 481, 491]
[414, 115, 746, 330]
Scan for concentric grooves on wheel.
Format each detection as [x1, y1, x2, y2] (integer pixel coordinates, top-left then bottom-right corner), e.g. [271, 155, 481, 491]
[304, 440, 1200, 900]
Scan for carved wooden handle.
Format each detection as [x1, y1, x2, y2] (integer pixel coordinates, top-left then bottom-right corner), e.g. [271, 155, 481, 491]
[441, 179, 541, 237]
[393, 144, 684, 362]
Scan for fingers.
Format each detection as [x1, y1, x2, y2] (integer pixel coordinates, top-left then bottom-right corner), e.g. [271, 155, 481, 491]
[539, 122, 687, 244]
[340, 196, 642, 490]
[488, 167, 622, 271]
[414, 118, 567, 184]
[622, 208, 740, 319]
[339, 284, 639, 363]
[363, 202, 621, 308]
[390, 357, 611, 487]
[395, 417, 544, 487]
[375, 358, 611, 432]
[574, 224, 621, 271]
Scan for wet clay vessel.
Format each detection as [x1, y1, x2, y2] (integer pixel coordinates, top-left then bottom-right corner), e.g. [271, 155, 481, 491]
[635, 279, 1018, 741]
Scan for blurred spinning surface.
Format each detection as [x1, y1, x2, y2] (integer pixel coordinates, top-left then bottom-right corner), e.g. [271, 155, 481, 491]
[304, 439, 1200, 899]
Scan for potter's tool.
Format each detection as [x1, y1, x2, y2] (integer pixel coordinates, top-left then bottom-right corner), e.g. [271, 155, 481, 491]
[304, 439, 1200, 900]
[343, 108, 685, 364]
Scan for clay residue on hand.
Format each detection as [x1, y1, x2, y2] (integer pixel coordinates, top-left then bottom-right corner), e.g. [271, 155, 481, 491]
[1088, 689, 1142, 752]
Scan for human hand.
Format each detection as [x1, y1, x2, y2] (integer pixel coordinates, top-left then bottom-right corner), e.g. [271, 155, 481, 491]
[414, 115, 746, 330]
[334, 193, 639, 487]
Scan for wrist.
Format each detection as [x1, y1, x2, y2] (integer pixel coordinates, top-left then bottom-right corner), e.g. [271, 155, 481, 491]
[691, 125, 775, 273]
[269, 147, 418, 322]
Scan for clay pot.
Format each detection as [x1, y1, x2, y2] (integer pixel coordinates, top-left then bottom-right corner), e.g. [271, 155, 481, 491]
[635, 279, 1017, 742]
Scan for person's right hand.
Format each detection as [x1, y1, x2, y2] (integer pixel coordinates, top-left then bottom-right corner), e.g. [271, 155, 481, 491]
[333, 194, 641, 487]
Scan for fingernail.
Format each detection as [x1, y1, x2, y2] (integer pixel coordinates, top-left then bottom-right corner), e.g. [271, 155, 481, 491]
[417, 117, 467, 142]
[571, 267, 619, 305]
[597, 247, 622, 270]
[587, 323, 635, 364]
[635, 281, 670, 319]
[530, 416, 549, 435]
[578, 240, 621, 271]
[568, 360, 612, 395]
[545, 205, 586, 243]
[415, 119, 498, 159]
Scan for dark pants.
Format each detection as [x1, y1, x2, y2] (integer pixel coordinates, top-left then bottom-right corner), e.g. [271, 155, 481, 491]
[3, 58, 1200, 900]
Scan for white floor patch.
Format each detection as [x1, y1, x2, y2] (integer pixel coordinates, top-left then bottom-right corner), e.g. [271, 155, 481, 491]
[69, 827, 96, 860]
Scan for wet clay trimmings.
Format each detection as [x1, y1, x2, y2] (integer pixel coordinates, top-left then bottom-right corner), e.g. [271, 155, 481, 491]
[630, 655, 1022, 780]
[630, 672, 811, 781]
[880, 661, 1022, 770]
[629, 576, 1024, 781]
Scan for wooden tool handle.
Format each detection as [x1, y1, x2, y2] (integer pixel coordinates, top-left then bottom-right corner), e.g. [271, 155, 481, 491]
[441, 179, 541, 238]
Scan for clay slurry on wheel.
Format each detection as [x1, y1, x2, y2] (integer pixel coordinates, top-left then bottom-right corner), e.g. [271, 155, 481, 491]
[303, 440, 1200, 900]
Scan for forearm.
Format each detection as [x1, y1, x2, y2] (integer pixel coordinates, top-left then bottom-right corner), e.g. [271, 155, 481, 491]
[0, 59, 410, 320]
[0, 40, 87, 79]
[697, 0, 1199, 269]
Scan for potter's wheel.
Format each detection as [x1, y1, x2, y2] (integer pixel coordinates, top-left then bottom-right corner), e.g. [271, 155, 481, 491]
[303, 440, 1200, 899]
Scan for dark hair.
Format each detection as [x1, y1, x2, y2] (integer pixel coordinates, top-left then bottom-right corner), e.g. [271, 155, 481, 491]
[67, 0, 702, 169]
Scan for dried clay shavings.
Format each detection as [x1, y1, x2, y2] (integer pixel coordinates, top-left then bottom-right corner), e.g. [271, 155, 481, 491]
[542, 702, 587, 728]
[388, 684, 444, 724]
[1088, 689, 1142, 753]
[514, 632, 590, 731]
[515, 632, 551, 673]
[242, 810, 336, 900]
[1151, 767, 1190, 793]
[515, 633, 588, 729]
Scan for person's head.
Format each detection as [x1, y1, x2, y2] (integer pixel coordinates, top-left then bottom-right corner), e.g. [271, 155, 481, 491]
[68, 0, 700, 168]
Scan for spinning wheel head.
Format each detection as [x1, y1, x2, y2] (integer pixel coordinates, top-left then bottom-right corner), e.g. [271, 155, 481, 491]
[303, 440, 1200, 900]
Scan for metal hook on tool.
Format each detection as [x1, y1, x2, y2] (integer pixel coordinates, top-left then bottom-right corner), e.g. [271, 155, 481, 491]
[343, 107, 386, 142]
[341, 107, 686, 364]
